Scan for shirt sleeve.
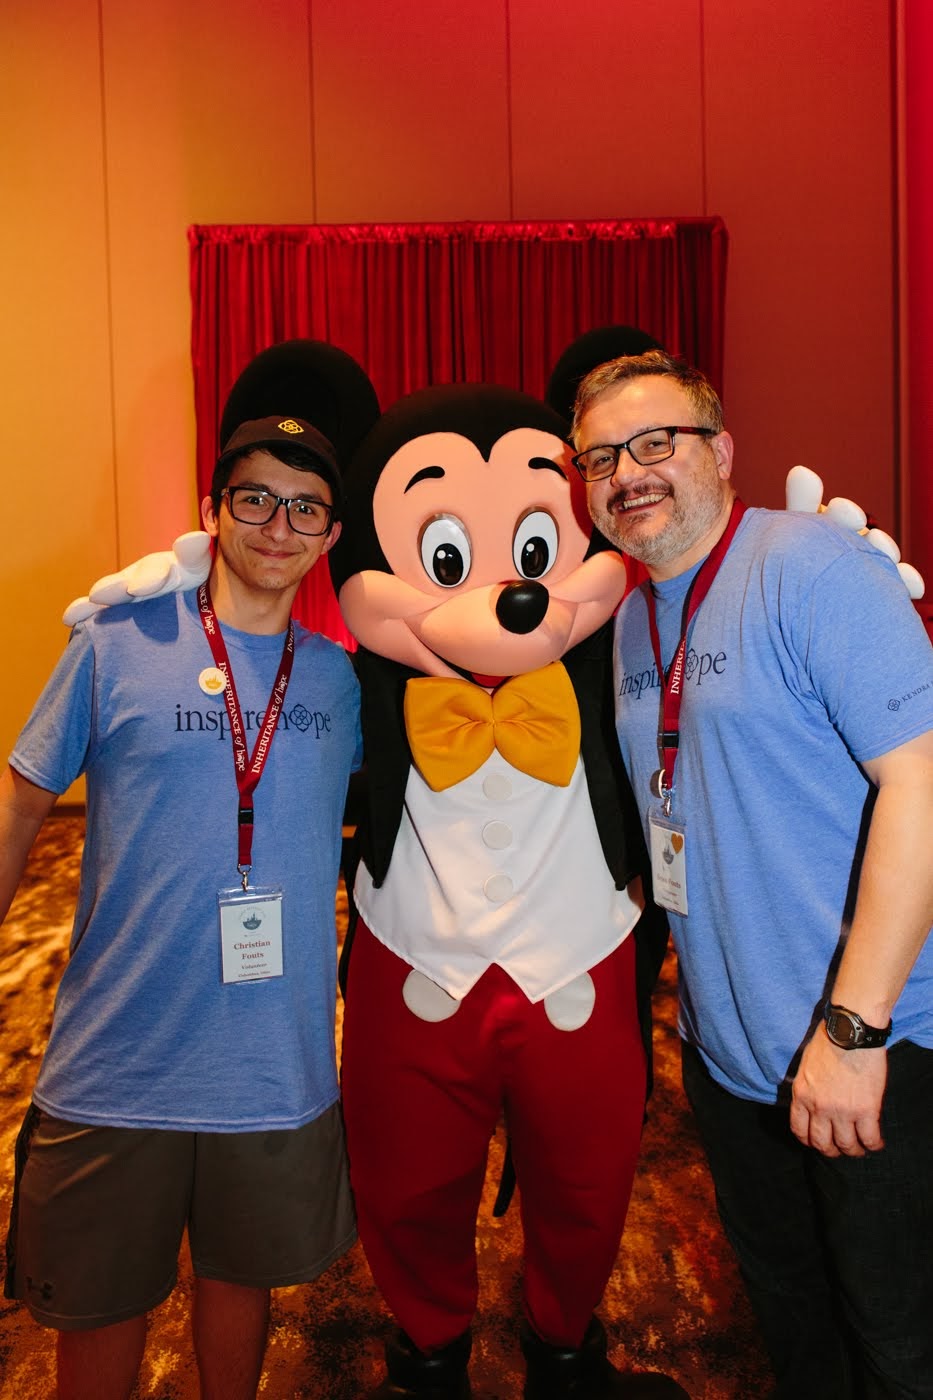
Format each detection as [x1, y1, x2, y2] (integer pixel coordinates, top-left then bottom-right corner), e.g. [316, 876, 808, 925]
[11, 625, 97, 794]
[795, 542, 933, 764]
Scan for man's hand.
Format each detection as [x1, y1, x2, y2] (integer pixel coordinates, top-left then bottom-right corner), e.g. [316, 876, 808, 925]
[63, 532, 212, 626]
[790, 1025, 888, 1158]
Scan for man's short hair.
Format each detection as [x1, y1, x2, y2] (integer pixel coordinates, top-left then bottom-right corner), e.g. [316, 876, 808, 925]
[211, 416, 343, 518]
[571, 349, 725, 442]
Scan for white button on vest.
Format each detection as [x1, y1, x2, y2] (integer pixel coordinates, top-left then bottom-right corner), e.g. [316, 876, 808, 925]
[483, 872, 513, 903]
[482, 820, 512, 850]
[482, 772, 512, 801]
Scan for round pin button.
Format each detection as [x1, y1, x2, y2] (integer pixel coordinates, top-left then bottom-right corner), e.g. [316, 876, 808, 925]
[199, 667, 227, 696]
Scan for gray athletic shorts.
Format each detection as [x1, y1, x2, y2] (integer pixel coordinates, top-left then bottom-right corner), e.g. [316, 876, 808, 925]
[4, 1101, 356, 1331]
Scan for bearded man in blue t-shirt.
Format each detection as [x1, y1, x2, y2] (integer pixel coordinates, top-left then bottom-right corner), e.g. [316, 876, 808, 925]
[0, 417, 362, 1399]
[574, 349, 933, 1400]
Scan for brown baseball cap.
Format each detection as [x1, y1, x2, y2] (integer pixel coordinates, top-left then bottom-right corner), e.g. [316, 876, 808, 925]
[213, 416, 342, 511]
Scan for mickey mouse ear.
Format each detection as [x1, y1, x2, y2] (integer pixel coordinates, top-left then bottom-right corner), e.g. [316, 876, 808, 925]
[219, 340, 380, 464]
[545, 325, 663, 423]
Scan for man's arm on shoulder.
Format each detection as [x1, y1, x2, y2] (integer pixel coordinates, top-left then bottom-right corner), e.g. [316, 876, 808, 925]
[0, 765, 59, 923]
[790, 728, 933, 1158]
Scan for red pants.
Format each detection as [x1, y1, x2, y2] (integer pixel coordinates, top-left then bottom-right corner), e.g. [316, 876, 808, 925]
[341, 922, 646, 1351]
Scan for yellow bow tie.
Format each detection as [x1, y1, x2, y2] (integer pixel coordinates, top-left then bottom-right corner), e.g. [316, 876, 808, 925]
[403, 662, 581, 792]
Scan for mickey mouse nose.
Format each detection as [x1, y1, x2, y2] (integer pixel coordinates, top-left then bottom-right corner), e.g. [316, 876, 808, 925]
[495, 580, 549, 635]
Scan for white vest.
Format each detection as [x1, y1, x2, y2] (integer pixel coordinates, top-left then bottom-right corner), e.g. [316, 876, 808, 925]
[353, 753, 643, 1003]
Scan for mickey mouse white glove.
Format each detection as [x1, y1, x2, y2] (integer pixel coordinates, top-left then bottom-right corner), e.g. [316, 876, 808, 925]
[786, 465, 925, 600]
[62, 531, 212, 626]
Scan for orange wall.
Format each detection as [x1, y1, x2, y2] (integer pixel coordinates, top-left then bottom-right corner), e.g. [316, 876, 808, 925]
[0, 0, 899, 775]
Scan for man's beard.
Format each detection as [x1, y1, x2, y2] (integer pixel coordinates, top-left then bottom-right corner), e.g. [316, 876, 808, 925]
[597, 470, 726, 571]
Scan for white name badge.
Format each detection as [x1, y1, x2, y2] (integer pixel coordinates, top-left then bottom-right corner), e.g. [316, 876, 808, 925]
[217, 887, 284, 984]
[649, 813, 688, 916]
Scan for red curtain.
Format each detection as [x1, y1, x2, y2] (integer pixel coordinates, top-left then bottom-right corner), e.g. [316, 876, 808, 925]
[189, 218, 727, 641]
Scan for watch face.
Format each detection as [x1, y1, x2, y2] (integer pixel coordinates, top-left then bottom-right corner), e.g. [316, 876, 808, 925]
[827, 1011, 859, 1048]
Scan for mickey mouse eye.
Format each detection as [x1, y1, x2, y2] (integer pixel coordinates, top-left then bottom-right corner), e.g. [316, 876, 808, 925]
[512, 510, 558, 580]
[419, 515, 472, 587]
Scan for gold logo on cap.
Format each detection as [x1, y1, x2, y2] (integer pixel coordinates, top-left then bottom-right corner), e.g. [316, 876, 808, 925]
[277, 419, 304, 435]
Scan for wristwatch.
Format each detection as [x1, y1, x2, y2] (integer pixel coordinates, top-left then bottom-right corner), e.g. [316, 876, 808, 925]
[823, 1002, 893, 1050]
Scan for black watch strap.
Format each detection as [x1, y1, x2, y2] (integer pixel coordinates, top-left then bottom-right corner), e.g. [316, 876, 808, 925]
[823, 1002, 893, 1050]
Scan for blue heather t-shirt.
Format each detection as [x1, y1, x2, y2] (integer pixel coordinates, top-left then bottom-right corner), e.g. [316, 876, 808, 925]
[614, 508, 933, 1103]
[12, 589, 362, 1132]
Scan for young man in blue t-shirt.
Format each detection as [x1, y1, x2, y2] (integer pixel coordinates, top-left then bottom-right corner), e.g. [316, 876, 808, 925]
[574, 350, 933, 1399]
[1, 418, 362, 1399]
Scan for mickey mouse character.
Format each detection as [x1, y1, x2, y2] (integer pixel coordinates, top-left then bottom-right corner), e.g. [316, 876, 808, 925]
[326, 368, 682, 1400]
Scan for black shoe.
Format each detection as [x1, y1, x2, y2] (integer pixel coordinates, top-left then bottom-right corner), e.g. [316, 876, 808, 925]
[368, 1328, 472, 1399]
[521, 1316, 690, 1399]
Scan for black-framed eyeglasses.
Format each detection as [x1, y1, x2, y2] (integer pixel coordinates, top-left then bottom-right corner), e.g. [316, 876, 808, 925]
[221, 486, 334, 537]
[571, 426, 717, 482]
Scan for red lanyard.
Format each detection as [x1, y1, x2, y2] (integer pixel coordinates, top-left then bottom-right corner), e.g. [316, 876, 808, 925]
[197, 583, 295, 887]
[645, 498, 746, 809]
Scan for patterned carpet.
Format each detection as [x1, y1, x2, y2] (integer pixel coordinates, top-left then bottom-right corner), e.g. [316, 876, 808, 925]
[0, 816, 771, 1398]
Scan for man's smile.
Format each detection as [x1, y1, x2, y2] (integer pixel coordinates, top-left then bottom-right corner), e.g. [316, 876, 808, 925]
[612, 489, 671, 513]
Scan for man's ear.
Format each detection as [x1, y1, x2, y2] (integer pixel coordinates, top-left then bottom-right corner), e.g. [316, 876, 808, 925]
[712, 430, 734, 481]
[201, 494, 220, 538]
[321, 519, 342, 553]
